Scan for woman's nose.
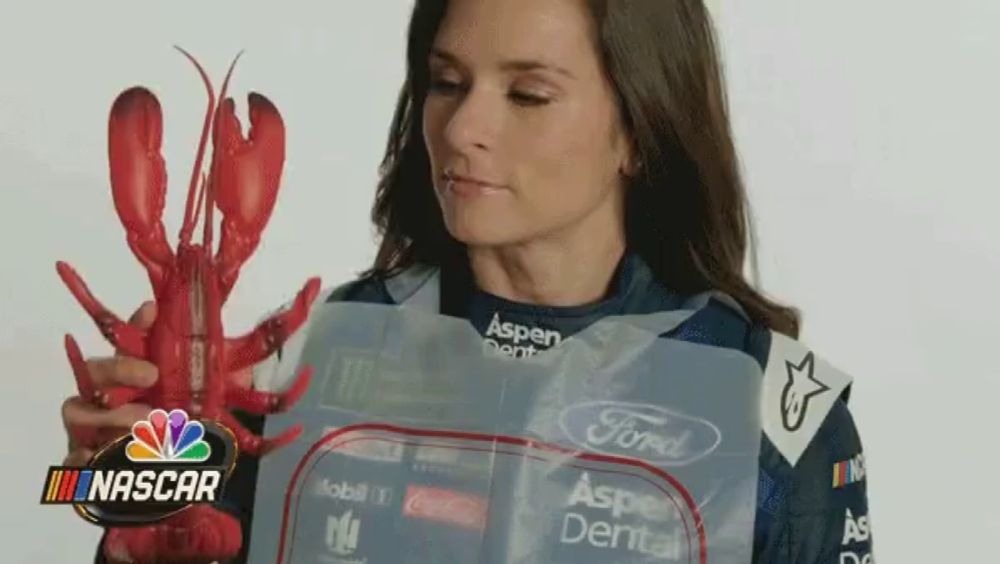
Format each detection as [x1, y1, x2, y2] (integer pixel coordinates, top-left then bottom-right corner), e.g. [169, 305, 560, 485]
[442, 84, 500, 153]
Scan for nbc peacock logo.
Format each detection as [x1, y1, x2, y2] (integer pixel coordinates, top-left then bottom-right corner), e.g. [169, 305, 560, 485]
[41, 408, 237, 526]
[126, 408, 211, 463]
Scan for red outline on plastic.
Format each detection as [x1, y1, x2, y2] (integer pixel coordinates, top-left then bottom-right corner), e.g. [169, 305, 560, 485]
[274, 423, 708, 564]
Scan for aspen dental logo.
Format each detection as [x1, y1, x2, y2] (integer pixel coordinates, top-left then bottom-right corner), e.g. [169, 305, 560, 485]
[483, 311, 563, 358]
[41, 408, 237, 526]
[560, 471, 686, 560]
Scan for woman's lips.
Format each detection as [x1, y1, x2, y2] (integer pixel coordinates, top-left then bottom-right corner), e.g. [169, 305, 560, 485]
[443, 173, 507, 197]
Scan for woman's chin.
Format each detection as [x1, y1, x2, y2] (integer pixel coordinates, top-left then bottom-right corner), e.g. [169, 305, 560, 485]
[449, 227, 515, 247]
[445, 217, 529, 248]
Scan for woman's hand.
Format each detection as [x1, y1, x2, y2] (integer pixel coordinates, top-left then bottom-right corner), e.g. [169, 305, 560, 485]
[60, 301, 157, 465]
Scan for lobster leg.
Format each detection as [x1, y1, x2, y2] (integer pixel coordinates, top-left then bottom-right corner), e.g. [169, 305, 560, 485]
[56, 262, 147, 358]
[64, 334, 147, 409]
[219, 410, 302, 457]
[223, 277, 321, 372]
[225, 365, 312, 414]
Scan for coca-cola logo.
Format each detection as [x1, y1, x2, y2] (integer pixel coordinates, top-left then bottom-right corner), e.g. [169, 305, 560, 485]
[558, 401, 721, 466]
[401, 485, 487, 531]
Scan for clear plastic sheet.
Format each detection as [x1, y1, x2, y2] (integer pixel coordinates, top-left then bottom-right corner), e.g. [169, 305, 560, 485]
[246, 298, 762, 564]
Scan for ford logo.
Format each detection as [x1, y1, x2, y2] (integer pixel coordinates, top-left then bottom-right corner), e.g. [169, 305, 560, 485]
[558, 401, 721, 466]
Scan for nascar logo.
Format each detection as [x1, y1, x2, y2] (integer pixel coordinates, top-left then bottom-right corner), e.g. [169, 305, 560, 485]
[832, 453, 866, 488]
[40, 409, 234, 519]
[41, 467, 222, 504]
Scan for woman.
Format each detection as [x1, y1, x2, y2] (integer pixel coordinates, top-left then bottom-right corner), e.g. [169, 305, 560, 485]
[63, 0, 873, 562]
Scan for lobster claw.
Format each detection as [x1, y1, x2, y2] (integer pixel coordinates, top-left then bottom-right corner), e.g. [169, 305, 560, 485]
[108, 87, 175, 293]
[213, 92, 286, 302]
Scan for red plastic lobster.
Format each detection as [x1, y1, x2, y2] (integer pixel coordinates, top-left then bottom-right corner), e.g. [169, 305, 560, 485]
[56, 47, 320, 562]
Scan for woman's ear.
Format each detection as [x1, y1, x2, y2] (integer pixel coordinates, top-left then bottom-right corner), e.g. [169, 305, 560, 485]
[618, 138, 642, 178]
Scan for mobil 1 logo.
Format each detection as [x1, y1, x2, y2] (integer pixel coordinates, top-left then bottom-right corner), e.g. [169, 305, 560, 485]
[313, 477, 394, 509]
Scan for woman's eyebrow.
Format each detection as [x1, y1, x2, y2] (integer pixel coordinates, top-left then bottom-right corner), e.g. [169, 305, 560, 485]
[430, 48, 576, 80]
[499, 58, 576, 80]
[428, 49, 466, 73]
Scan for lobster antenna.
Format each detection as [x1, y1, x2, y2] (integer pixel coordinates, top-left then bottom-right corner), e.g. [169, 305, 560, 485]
[191, 171, 207, 234]
[204, 49, 245, 253]
[175, 45, 216, 247]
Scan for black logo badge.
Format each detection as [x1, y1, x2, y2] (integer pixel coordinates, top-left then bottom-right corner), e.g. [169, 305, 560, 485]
[41, 412, 237, 527]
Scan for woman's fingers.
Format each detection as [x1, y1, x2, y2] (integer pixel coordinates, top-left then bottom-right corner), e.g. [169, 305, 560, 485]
[61, 300, 159, 461]
[62, 397, 152, 429]
[63, 447, 95, 466]
[65, 422, 135, 452]
[63, 403, 149, 451]
[62, 397, 152, 451]
[85, 356, 158, 389]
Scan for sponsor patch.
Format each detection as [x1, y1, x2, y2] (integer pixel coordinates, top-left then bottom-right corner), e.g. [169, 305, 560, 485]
[482, 311, 563, 358]
[559, 471, 685, 560]
[402, 484, 488, 530]
[320, 426, 404, 464]
[557, 400, 721, 466]
[832, 453, 866, 488]
[411, 444, 490, 479]
[323, 508, 366, 563]
[842, 508, 871, 546]
[313, 478, 393, 507]
[762, 331, 853, 466]
[839, 507, 873, 562]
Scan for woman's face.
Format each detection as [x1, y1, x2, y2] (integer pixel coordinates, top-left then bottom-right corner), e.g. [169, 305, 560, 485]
[422, 0, 634, 248]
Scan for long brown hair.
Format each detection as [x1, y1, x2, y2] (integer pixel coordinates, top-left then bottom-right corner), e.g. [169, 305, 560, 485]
[360, 0, 801, 338]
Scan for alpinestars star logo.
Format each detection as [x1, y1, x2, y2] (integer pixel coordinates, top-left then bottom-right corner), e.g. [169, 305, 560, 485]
[780, 351, 830, 432]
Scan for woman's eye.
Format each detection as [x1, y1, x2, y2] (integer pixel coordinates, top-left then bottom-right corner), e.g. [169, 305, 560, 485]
[428, 77, 550, 107]
[509, 91, 550, 107]
[429, 78, 463, 94]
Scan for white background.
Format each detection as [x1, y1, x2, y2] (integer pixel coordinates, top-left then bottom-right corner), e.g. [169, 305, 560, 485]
[0, 1, 995, 562]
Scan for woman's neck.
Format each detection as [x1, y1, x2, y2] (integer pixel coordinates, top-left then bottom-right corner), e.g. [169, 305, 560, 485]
[465, 221, 627, 307]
